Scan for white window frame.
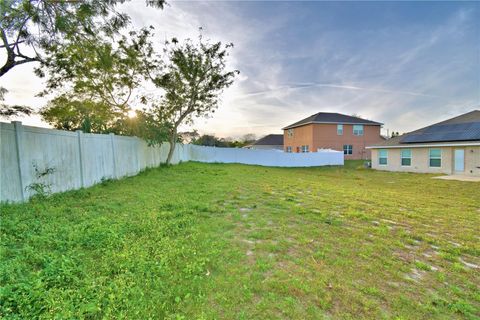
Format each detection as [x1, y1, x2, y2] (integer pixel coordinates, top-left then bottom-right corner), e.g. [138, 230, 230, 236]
[343, 144, 353, 155]
[378, 149, 388, 166]
[400, 149, 412, 167]
[429, 148, 442, 168]
[337, 124, 343, 135]
[287, 129, 294, 138]
[353, 124, 364, 136]
[286, 146, 292, 153]
[301, 145, 309, 153]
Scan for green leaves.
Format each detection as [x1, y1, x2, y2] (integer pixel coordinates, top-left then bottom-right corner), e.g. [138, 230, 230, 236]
[147, 34, 238, 163]
[0, 0, 165, 78]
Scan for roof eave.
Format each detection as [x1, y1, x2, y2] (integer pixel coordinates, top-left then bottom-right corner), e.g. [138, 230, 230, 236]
[282, 121, 383, 130]
[366, 141, 480, 149]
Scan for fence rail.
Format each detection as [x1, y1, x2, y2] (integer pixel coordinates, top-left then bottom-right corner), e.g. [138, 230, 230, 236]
[1, 122, 343, 202]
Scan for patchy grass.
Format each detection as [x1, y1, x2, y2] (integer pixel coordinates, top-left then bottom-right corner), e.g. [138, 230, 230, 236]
[1, 161, 479, 319]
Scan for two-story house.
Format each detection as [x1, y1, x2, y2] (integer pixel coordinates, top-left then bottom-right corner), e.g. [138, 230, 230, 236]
[282, 112, 384, 159]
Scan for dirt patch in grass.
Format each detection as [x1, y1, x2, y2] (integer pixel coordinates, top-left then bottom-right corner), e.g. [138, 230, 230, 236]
[1, 161, 479, 319]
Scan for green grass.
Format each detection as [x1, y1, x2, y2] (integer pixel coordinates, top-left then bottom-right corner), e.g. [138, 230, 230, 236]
[1, 161, 479, 319]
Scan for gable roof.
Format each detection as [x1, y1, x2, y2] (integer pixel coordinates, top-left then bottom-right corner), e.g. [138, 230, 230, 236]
[253, 134, 284, 146]
[369, 110, 480, 148]
[282, 112, 382, 130]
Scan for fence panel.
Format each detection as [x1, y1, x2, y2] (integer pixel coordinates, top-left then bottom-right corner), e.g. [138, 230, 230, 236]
[188, 145, 343, 167]
[1, 122, 343, 203]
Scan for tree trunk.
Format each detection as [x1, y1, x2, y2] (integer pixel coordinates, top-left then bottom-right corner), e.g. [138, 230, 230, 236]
[165, 129, 177, 165]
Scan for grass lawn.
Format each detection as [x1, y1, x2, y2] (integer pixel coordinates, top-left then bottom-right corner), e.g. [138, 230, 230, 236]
[1, 161, 479, 319]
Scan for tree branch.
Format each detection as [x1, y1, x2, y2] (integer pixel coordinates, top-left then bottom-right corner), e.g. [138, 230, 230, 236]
[0, 27, 40, 77]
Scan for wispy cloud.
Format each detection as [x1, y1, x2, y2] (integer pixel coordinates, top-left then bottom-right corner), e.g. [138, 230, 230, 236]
[1, 2, 478, 138]
[237, 83, 441, 99]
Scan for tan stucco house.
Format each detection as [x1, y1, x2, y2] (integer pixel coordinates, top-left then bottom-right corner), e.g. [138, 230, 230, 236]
[367, 110, 480, 177]
[282, 112, 384, 159]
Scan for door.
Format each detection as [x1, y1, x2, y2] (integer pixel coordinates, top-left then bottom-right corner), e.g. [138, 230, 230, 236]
[454, 149, 465, 172]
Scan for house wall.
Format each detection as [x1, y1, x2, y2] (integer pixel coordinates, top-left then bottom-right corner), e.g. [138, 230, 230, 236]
[371, 146, 480, 176]
[284, 123, 383, 159]
[465, 146, 480, 176]
[283, 124, 314, 153]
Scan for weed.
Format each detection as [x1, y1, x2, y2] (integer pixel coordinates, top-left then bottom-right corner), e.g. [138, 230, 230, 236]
[1, 161, 479, 319]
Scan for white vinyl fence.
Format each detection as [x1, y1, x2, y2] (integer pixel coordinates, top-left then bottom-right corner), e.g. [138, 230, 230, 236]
[189, 145, 343, 167]
[0, 122, 343, 202]
[0, 122, 189, 203]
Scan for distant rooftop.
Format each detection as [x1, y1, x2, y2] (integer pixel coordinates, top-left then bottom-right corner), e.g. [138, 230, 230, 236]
[253, 134, 284, 146]
[371, 110, 480, 147]
[283, 112, 382, 130]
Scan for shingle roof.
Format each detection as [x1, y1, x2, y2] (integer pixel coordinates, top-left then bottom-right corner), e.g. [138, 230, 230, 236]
[253, 134, 284, 146]
[369, 110, 480, 147]
[282, 112, 382, 130]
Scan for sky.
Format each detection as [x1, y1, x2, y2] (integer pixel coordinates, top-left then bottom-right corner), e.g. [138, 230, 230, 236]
[1, 1, 479, 139]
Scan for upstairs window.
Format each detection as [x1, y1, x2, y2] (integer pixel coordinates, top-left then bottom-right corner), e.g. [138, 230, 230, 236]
[287, 129, 294, 138]
[343, 144, 353, 155]
[378, 149, 388, 165]
[353, 124, 364, 136]
[429, 149, 441, 167]
[401, 149, 412, 166]
[301, 145, 309, 153]
[286, 146, 292, 153]
[337, 124, 343, 135]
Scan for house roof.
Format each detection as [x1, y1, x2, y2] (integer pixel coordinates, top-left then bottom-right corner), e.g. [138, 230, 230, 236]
[282, 112, 382, 130]
[369, 110, 480, 148]
[252, 134, 284, 146]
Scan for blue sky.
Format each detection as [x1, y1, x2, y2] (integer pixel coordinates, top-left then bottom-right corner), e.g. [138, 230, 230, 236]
[2, 1, 479, 138]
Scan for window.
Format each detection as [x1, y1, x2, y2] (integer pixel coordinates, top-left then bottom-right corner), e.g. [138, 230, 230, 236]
[286, 146, 292, 153]
[353, 124, 364, 136]
[429, 148, 441, 167]
[401, 149, 412, 166]
[337, 124, 343, 135]
[301, 145, 309, 153]
[287, 129, 294, 138]
[343, 144, 353, 155]
[378, 149, 388, 165]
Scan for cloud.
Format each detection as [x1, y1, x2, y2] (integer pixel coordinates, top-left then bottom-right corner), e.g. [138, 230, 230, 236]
[1, 2, 478, 138]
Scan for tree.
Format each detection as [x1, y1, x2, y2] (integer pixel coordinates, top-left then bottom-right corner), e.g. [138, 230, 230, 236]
[241, 133, 256, 144]
[179, 130, 200, 143]
[0, 0, 165, 77]
[1, 1, 164, 118]
[40, 97, 119, 133]
[0, 87, 33, 117]
[39, 27, 159, 134]
[151, 35, 239, 164]
[192, 134, 230, 147]
[40, 27, 158, 104]
[391, 131, 400, 138]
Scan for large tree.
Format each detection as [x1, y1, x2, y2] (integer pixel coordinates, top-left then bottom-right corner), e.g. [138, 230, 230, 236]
[151, 36, 239, 164]
[40, 97, 119, 133]
[0, 0, 164, 117]
[0, 0, 164, 77]
[39, 26, 158, 114]
[38, 27, 158, 136]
